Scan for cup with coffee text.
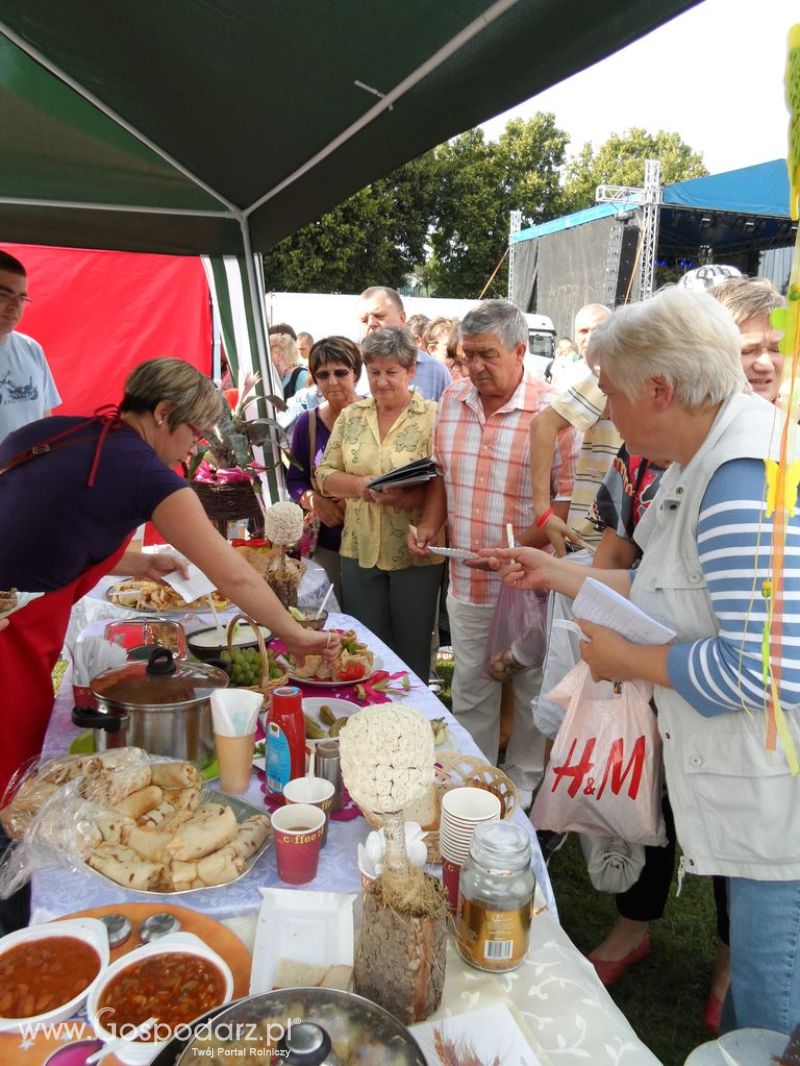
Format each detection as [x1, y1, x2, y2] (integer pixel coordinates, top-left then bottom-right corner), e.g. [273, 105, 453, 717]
[283, 776, 335, 845]
[271, 803, 326, 884]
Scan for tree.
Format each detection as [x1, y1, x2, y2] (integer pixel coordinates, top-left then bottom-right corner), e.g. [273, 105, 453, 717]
[562, 128, 706, 213]
[262, 153, 436, 293]
[426, 114, 569, 298]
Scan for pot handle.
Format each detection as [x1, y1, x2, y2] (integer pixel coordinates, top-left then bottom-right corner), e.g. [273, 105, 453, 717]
[147, 646, 176, 676]
[72, 707, 126, 734]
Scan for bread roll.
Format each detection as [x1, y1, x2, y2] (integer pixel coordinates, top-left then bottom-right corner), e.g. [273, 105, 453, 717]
[115, 785, 163, 819]
[88, 843, 163, 890]
[150, 762, 201, 790]
[227, 815, 271, 860]
[195, 848, 240, 886]
[166, 803, 237, 861]
[95, 812, 135, 844]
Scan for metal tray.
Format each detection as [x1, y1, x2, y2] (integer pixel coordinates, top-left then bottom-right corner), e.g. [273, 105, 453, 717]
[83, 790, 272, 897]
[106, 580, 230, 615]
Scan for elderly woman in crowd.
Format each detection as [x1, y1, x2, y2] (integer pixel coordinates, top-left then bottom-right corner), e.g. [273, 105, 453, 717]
[286, 336, 362, 606]
[270, 331, 309, 399]
[0, 358, 337, 802]
[316, 326, 443, 680]
[486, 287, 800, 1037]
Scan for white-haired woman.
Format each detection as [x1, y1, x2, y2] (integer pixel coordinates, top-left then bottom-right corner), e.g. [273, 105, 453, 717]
[485, 287, 800, 1037]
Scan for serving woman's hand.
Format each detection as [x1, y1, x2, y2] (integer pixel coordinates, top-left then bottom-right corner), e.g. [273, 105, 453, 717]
[283, 625, 341, 665]
[114, 549, 191, 582]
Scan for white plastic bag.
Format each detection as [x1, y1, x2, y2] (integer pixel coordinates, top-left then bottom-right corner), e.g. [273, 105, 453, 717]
[531, 662, 667, 846]
[578, 833, 646, 894]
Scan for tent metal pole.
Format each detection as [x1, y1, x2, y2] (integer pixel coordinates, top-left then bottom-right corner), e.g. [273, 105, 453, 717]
[0, 21, 238, 213]
[0, 195, 233, 218]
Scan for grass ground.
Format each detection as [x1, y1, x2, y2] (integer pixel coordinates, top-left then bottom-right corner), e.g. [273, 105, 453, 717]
[434, 659, 714, 1066]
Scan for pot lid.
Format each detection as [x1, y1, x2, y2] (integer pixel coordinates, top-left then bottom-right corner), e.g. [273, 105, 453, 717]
[91, 646, 229, 708]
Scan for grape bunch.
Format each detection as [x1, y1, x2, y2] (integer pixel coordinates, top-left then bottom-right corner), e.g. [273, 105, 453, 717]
[220, 647, 262, 687]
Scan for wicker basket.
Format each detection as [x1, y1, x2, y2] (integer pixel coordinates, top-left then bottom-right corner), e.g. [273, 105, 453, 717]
[226, 614, 288, 704]
[360, 752, 519, 864]
[190, 480, 264, 537]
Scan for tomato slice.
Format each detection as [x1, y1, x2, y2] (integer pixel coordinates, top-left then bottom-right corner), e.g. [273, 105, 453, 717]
[337, 662, 367, 682]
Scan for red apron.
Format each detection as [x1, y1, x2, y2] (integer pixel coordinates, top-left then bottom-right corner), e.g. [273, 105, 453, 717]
[0, 408, 133, 795]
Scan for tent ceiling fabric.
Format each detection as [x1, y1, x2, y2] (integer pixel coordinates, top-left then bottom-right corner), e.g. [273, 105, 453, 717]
[1, 0, 699, 256]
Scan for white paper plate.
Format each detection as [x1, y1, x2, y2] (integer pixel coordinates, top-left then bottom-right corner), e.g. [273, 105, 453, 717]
[283, 655, 384, 688]
[0, 591, 44, 621]
[250, 887, 356, 994]
[426, 546, 480, 561]
[683, 1028, 786, 1065]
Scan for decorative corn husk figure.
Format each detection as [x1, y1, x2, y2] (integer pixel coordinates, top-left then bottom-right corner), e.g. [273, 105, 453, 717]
[340, 704, 448, 1023]
[263, 501, 306, 607]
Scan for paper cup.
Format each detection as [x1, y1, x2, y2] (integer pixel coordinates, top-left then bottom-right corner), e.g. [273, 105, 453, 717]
[214, 731, 256, 795]
[72, 684, 95, 708]
[441, 786, 502, 822]
[442, 857, 462, 914]
[283, 776, 335, 845]
[272, 803, 326, 884]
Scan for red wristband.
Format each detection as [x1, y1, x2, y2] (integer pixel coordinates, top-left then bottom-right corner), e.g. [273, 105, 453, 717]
[535, 507, 555, 529]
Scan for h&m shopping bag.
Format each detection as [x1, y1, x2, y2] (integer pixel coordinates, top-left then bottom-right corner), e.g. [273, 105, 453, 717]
[531, 661, 667, 846]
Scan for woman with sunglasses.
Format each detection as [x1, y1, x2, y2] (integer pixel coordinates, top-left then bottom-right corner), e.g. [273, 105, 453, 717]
[287, 337, 362, 605]
[0, 357, 339, 813]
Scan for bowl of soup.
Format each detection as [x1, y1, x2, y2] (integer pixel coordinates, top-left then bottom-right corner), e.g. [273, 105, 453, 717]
[187, 623, 273, 662]
[0, 918, 109, 1032]
[88, 932, 233, 1065]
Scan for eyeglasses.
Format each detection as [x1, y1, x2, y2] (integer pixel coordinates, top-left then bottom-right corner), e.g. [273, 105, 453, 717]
[0, 288, 31, 308]
[186, 422, 205, 443]
[314, 368, 352, 380]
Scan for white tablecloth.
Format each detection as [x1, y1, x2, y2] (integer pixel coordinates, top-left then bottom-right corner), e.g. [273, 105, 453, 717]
[31, 612, 662, 1065]
[63, 564, 338, 658]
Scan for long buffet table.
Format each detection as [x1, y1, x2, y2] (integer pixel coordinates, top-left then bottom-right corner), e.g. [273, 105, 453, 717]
[21, 610, 662, 1066]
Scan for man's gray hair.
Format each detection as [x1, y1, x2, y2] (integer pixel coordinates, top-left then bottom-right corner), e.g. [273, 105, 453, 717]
[459, 300, 528, 350]
[589, 287, 747, 409]
[361, 325, 417, 369]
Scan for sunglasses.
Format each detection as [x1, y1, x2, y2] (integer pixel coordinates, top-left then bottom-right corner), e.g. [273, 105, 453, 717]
[314, 367, 352, 381]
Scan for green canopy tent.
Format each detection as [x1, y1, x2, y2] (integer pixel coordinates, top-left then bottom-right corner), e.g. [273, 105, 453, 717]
[0, 0, 699, 498]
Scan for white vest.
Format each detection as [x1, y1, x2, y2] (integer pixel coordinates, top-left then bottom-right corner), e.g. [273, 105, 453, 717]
[632, 393, 800, 881]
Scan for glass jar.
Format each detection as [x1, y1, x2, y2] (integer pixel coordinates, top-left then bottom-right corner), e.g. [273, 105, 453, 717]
[456, 821, 535, 972]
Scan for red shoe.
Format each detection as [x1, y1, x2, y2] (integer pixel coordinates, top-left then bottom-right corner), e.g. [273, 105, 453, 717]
[702, 994, 723, 1035]
[589, 934, 651, 987]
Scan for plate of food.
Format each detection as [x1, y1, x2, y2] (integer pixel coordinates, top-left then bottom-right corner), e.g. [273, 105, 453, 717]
[0, 589, 45, 621]
[84, 787, 272, 895]
[107, 579, 230, 614]
[282, 629, 381, 686]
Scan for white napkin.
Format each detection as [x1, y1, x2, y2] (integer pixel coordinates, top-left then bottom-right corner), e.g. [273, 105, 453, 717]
[357, 822, 427, 878]
[210, 689, 262, 737]
[141, 545, 216, 603]
[72, 638, 128, 686]
[579, 833, 646, 894]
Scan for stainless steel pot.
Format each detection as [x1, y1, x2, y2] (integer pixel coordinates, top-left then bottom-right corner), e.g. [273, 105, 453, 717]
[174, 987, 428, 1065]
[82, 647, 229, 768]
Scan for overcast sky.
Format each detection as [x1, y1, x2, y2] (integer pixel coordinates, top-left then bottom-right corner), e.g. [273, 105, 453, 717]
[481, 0, 796, 176]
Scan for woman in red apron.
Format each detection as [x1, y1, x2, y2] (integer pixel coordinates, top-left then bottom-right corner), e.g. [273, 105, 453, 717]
[0, 358, 339, 800]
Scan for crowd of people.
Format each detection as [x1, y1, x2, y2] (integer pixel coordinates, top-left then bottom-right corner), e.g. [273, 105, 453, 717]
[2, 246, 799, 1044]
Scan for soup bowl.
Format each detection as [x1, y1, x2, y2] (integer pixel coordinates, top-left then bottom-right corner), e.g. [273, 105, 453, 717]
[0, 918, 110, 1033]
[87, 932, 233, 1065]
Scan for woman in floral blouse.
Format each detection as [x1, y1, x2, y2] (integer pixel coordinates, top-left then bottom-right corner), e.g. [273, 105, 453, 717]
[316, 326, 444, 680]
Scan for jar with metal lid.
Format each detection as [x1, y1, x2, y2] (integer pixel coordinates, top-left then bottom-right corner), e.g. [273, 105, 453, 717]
[456, 821, 535, 973]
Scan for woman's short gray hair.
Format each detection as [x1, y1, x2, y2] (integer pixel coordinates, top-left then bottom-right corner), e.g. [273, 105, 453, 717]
[459, 300, 527, 350]
[589, 287, 747, 409]
[361, 326, 417, 369]
[270, 332, 300, 369]
[121, 357, 223, 431]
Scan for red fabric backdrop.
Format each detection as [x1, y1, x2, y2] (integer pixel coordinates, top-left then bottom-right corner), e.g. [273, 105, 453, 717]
[3, 244, 212, 414]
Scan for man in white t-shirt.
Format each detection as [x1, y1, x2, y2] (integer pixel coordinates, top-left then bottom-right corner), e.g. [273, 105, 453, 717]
[0, 250, 60, 441]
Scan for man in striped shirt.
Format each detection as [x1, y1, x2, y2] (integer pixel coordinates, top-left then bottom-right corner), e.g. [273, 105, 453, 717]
[529, 303, 620, 555]
[409, 300, 578, 795]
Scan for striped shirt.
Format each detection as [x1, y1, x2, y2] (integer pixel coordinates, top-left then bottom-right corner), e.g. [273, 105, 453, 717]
[667, 458, 800, 715]
[433, 371, 578, 605]
[550, 365, 622, 544]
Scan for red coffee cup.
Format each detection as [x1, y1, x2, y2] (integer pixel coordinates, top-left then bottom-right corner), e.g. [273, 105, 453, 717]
[271, 803, 326, 884]
[442, 857, 462, 914]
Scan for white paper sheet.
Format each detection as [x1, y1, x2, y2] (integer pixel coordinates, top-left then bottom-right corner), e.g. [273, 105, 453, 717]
[412, 1002, 542, 1065]
[572, 576, 677, 645]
